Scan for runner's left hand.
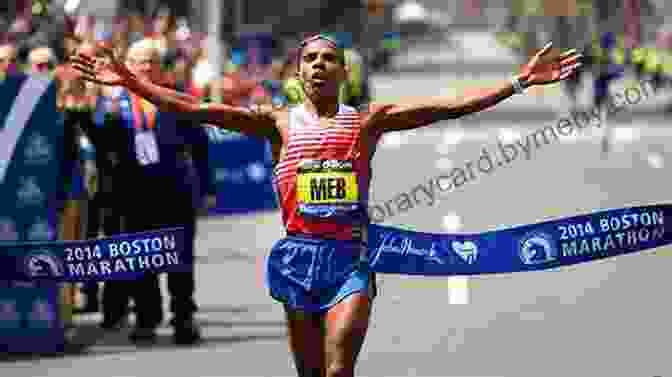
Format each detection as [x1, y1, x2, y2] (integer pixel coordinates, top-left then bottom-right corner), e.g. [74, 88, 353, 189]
[518, 42, 583, 87]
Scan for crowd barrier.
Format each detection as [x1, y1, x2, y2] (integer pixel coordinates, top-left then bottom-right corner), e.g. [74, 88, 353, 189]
[205, 31, 279, 216]
[205, 126, 278, 216]
[0, 73, 69, 353]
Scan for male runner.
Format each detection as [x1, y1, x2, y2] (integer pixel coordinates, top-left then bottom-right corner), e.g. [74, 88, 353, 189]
[70, 34, 581, 377]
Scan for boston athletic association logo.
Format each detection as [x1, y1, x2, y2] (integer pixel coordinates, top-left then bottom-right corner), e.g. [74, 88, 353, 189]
[518, 231, 558, 265]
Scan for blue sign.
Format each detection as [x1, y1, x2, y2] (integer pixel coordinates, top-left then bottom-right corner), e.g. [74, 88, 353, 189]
[0, 73, 66, 353]
[205, 126, 278, 215]
[236, 32, 275, 67]
[0, 227, 188, 282]
[202, 31, 279, 216]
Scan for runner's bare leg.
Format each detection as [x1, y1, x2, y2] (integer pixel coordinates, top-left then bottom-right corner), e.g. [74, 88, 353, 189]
[323, 293, 372, 377]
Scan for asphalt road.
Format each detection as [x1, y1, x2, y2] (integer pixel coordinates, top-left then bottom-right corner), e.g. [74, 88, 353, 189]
[4, 54, 672, 377]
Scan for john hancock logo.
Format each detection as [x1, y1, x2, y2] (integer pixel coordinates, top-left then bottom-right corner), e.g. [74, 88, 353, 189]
[519, 231, 558, 265]
[24, 249, 65, 278]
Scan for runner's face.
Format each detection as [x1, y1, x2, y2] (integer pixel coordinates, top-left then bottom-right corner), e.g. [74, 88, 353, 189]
[299, 40, 346, 99]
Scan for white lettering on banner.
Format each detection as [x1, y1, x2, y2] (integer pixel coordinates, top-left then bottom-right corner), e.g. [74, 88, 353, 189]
[371, 233, 445, 265]
[107, 235, 176, 257]
[279, 241, 318, 253]
[67, 251, 181, 277]
[558, 210, 664, 240]
[0, 76, 51, 184]
[65, 245, 104, 262]
[599, 211, 664, 233]
[561, 226, 665, 257]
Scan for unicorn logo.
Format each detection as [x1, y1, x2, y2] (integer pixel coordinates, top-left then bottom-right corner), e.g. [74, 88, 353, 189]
[24, 250, 64, 278]
[519, 232, 558, 265]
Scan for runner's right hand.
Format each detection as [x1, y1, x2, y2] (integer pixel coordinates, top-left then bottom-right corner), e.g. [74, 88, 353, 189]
[68, 36, 130, 87]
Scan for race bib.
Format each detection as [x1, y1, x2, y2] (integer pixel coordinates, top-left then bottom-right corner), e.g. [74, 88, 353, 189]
[134, 130, 160, 166]
[296, 159, 362, 220]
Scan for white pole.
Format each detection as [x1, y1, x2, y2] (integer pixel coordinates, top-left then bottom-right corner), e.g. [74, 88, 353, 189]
[442, 213, 471, 305]
[235, 0, 243, 35]
[206, 0, 222, 73]
[448, 276, 470, 305]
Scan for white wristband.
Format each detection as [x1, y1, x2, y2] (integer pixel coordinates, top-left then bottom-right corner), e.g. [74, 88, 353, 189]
[511, 76, 525, 94]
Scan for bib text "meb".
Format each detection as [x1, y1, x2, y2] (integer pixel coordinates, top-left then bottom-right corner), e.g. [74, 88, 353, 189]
[311, 177, 347, 201]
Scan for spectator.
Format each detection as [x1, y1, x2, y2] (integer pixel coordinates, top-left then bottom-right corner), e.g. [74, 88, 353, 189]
[93, 38, 206, 345]
[27, 45, 56, 75]
[0, 42, 18, 76]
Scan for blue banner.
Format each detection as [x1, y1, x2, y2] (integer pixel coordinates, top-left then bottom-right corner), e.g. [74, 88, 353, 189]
[235, 32, 275, 68]
[0, 227, 188, 282]
[0, 280, 63, 353]
[0, 73, 66, 353]
[205, 126, 278, 216]
[0, 74, 64, 243]
[368, 204, 671, 275]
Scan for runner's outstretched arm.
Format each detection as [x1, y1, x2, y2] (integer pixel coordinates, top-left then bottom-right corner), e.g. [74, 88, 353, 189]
[68, 41, 277, 139]
[369, 42, 583, 133]
[124, 75, 276, 137]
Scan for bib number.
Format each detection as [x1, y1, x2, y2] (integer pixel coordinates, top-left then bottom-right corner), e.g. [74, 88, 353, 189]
[134, 131, 160, 166]
[296, 159, 361, 220]
[298, 172, 358, 203]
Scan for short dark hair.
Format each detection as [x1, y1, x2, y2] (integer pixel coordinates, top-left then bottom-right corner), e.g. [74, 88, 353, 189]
[297, 33, 346, 69]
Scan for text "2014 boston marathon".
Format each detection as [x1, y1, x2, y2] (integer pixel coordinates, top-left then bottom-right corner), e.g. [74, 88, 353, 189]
[65, 235, 180, 277]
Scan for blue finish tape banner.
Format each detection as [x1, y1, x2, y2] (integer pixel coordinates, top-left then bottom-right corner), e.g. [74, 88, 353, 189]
[368, 204, 671, 275]
[0, 227, 189, 282]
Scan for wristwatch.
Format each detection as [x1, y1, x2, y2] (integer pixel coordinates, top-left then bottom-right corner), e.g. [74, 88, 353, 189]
[511, 75, 526, 94]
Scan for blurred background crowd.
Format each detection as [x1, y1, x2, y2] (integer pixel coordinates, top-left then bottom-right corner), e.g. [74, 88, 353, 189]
[2, 0, 671, 113]
[2, 0, 672, 352]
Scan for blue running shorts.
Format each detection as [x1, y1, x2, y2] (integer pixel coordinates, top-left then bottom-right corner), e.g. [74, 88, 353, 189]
[266, 234, 377, 313]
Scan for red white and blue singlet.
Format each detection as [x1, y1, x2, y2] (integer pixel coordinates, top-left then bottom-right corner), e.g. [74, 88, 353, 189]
[272, 104, 379, 241]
